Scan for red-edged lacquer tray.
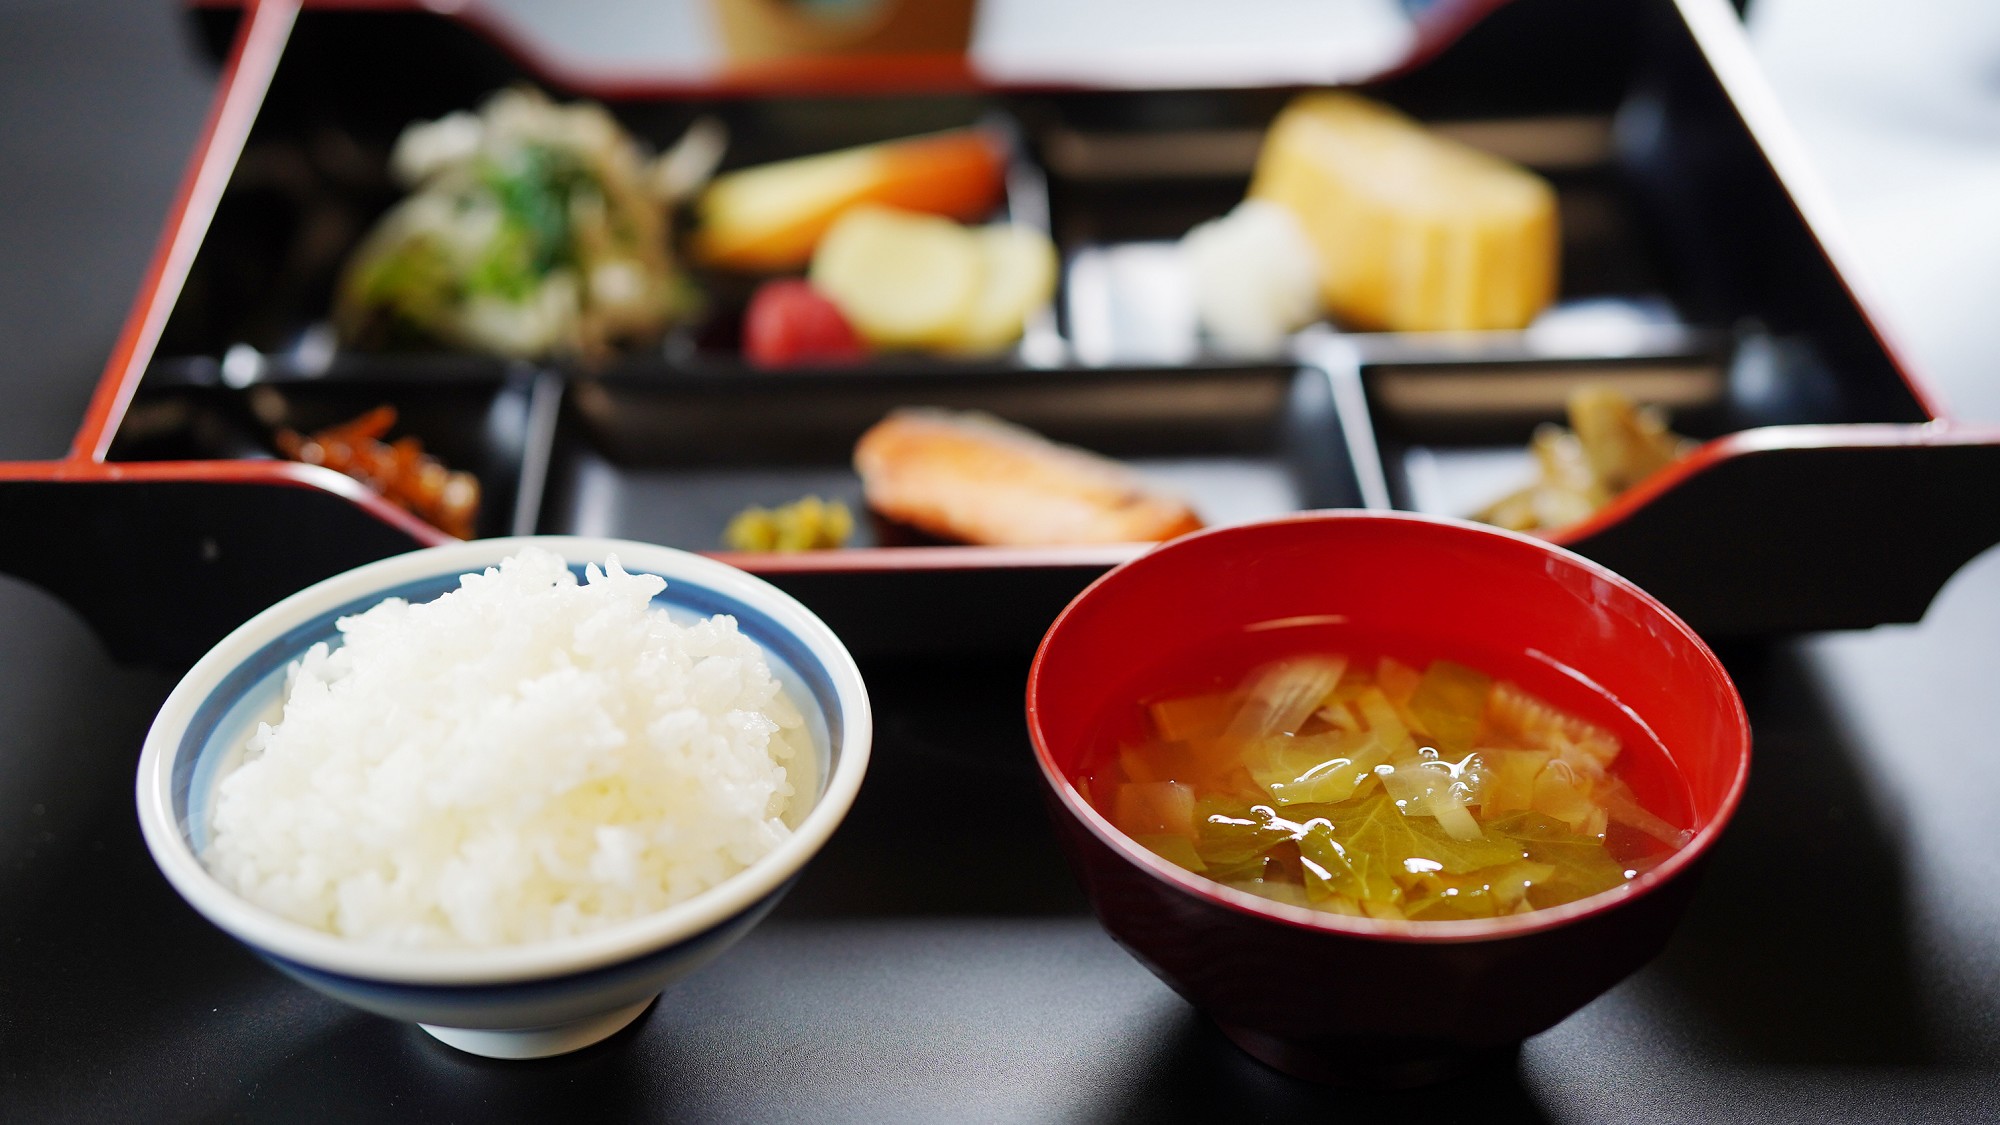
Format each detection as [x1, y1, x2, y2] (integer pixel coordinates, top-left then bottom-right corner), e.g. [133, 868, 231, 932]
[4, 0, 1998, 667]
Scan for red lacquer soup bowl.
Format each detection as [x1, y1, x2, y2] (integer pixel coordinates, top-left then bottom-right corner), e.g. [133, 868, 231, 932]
[1025, 512, 1750, 1085]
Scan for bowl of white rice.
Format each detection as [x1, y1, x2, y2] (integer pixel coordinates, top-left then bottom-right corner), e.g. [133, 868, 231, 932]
[135, 537, 870, 1059]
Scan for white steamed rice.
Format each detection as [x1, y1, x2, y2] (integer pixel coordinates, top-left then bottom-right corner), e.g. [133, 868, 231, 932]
[203, 547, 806, 950]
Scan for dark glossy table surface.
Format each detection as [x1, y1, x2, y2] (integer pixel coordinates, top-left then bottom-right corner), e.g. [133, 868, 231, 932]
[5, 1, 2000, 1120]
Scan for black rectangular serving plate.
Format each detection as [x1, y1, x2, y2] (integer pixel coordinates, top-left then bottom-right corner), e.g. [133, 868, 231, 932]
[7, 0, 2000, 670]
[156, 4, 1052, 372]
[543, 363, 1356, 546]
[109, 360, 552, 541]
[543, 362, 1361, 652]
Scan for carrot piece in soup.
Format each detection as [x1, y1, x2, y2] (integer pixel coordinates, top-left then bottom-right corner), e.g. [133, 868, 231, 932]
[1115, 781, 1199, 841]
[1148, 693, 1237, 742]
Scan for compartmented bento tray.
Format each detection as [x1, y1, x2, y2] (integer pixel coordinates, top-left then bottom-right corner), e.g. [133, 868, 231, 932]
[6, 0, 2000, 668]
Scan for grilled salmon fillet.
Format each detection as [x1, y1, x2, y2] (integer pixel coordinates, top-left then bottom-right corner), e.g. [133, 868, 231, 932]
[852, 408, 1205, 546]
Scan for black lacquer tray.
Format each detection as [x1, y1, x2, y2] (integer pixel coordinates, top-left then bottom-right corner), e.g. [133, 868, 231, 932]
[3, 0, 1995, 668]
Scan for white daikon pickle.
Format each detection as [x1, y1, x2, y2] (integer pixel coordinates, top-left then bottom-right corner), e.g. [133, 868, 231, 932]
[1181, 200, 1323, 356]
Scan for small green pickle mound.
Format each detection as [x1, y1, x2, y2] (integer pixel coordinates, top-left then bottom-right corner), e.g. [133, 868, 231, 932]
[1085, 653, 1687, 922]
[722, 495, 854, 552]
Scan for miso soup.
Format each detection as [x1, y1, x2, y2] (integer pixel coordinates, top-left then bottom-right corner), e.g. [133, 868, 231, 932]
[1073, 624, 1694, 922]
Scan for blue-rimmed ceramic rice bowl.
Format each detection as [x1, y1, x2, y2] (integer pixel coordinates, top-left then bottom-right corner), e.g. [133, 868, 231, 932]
[136, 537, 871, 1059]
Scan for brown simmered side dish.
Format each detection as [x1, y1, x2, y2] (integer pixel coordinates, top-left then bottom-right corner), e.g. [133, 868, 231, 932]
[277, 406, 480, 539]
[853, 408, 1203, 547]
[1478, 387, 1695, 534]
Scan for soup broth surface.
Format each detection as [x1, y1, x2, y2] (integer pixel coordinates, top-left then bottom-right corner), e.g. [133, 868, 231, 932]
[1075, 621, 1693, 922]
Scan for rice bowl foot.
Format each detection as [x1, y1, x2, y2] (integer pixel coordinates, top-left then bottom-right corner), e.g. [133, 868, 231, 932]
[420, 994, 660, 1059]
